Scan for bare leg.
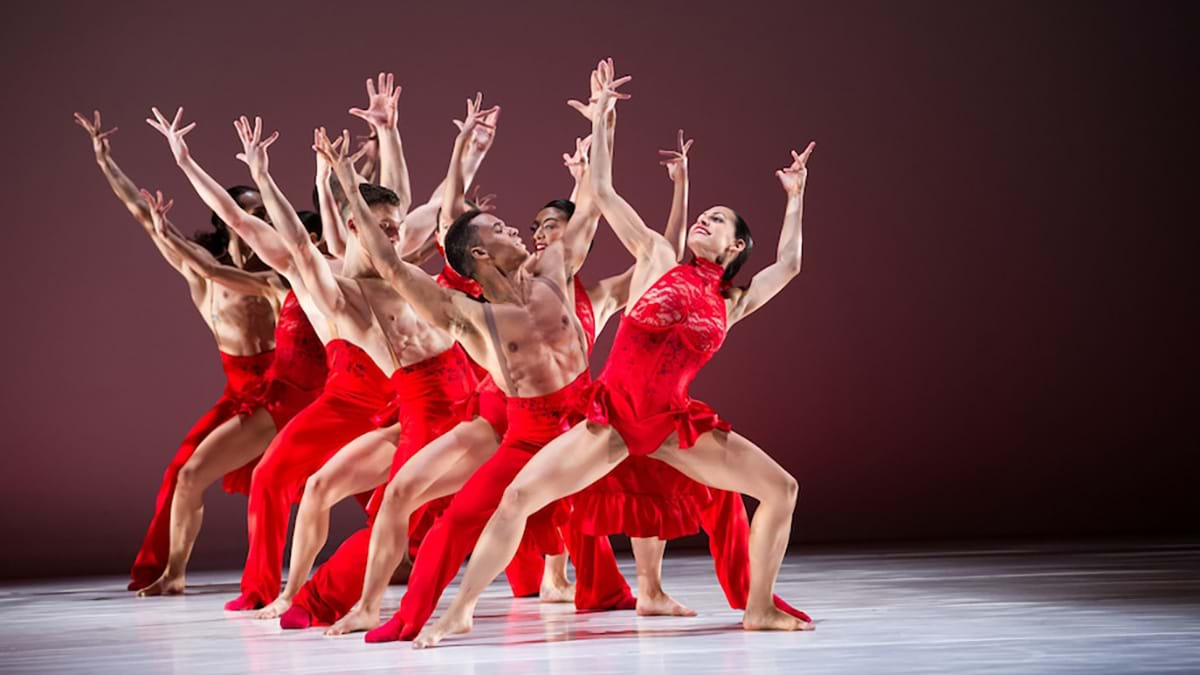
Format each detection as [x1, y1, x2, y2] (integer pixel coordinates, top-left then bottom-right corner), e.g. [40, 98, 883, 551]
[630, 537, 696, 616]
[651, 431, 810, 631]
[254, 426, 398, 619]
[325, 418, 499, 636]
[539, 552, 575, 603]
[413, 421, 627, 648]
[139, 409, 276, 597]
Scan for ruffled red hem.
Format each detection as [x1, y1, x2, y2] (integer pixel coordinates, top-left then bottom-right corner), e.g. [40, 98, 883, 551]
[583, 380, 732, 457]
[569, 489, 705, 541]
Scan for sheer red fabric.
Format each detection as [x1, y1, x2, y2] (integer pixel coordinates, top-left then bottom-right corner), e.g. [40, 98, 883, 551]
[584, 258, 731, 457]
[244, 290, 329, 428]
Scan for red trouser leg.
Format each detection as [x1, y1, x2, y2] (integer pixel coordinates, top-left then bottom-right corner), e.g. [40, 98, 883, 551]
[128, 401, 233, 590]
[563, 517, 636, 610]
[504, 540, 546, 598]
[701, 489, 811, 622]
[233, 393, 377, 609]
[388, 442, 531, 640]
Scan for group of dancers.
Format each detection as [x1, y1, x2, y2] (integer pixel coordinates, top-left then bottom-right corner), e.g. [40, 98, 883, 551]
[77, 59, 816, 648]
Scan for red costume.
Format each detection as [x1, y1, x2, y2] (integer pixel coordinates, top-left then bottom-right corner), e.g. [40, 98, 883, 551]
[128, 291, 326, 590]
[226, 338, 392, 610]
[580, 260, 810, 621]
[281, 345, 477, 627]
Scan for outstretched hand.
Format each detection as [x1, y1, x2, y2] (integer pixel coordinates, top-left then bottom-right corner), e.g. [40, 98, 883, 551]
[452, 92, 499, 144]
[658, 129, 694, 183]
[73, 110, 118, 158]
[233, 116, 280, 178]
[349, 72, 402, 130]
[139, 188, 174, 236]
[562, 135, 593, 182]
[467, 185, 497, 213]
[313, 127, 354, 180]
[145, 107, 197, 163]
[568, 58, 630, 122]
[775, 142, 816, 195]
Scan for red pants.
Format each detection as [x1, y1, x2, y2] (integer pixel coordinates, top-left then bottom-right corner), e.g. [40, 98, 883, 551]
[380, 372, 630, 640]
[127, 351, 275, 590]
[290, 346, 477, 625]
[234, 341, 392, 608]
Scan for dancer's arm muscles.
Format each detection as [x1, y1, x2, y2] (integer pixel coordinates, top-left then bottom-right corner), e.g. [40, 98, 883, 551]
[561, 136, 603, 276]
[588, 266, 634, 330]
[315, 146, 348, 258]
[147, 108, 296, 275]
[438, 96, 498, 248]
[727, 143, 814, 325]
[351, 73, 411, 214]
[160, 223, 280, 295]
[590, 107, 674, 265]
[238, 118, 348, 318]
[328, 135, 484, 348]
[661, 130, 693, 262]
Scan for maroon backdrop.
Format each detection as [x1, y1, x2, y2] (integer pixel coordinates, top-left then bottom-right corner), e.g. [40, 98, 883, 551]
[0, 1, 1194, 579]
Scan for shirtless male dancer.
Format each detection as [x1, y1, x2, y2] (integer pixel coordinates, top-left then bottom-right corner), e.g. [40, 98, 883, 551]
[143, 91, 431, 610]
[309, 89, 635, 642]
[412, 59, 816, 648]
[75, 111, 328, 597]
[314, 97, 640, 637]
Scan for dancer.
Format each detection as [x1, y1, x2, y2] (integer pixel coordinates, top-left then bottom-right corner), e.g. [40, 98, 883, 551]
[237, 83, 478, 622]
[310, 84, 631, 643]
[319, 128, 636, 637]
[567, 129, 810, 621]
[411, 59, 815, 648]
[74, 111, 326, 596]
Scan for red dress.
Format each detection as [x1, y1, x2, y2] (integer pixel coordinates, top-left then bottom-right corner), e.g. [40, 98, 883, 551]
[584, 258, 731, 456]
[127, 350, 275, 590]
[128, 290, 327, 591]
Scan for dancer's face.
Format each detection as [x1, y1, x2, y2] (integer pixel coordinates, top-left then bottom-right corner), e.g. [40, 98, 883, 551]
[687, 206, 744, 264]
[346, 204, 404, 244]
[471, 213, 529, 272]
[530, 207, 570, 252]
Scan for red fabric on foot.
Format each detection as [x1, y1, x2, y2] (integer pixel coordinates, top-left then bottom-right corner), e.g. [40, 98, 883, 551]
[773, 595, 812, 623]
[364, 615, 405, 644]
[279, 605, 313, 630]
[224, 593, 262, 611]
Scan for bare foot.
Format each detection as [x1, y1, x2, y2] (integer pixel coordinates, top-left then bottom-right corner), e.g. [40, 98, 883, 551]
[136, 574, 185, 597]
[412, 611, 472, 649]
[636, 590, 697, 617]
[539, 580, 576, 603]
[253, 596, 292, 620]
[742, 605, 814, 631]
[325, 606, 380, 636]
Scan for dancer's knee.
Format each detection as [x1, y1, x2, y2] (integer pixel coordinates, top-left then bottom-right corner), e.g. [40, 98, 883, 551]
[176, 460, 204, 495]
[497, 484, 533, 520]
[776, 471, 800, 507]
[382, 476, 418, 513]
[303, 472, 336, 509]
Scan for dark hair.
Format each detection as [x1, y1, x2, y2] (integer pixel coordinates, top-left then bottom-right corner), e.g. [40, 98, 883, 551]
[541, 199, 575, 219]
[297, 210, 323, 240]
[358, 183, 400, 209]
[445, 209, 484, 278]
[193, 185, 257, 260]
[724, 211, 754, 284]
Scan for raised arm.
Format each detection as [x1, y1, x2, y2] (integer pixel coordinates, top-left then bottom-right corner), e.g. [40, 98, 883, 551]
[587, 60, 674, 263]
[727, 143, 815, 325]
[142, 189, 280, 296]
[349, 72, 410, 213]
[559, 135, 603, 276]
[233, 116, 347, 318]
[659, 129, 694, 262]
[437, 95, 498, 247]
[318, 130, 481, 344]
[75, 110, 194, 270]
[146, 106, 294, 274]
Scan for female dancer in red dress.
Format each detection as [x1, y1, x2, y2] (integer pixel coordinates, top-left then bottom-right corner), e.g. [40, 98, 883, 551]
[74, 111, 325, 596]
[412, 60, 815, 647]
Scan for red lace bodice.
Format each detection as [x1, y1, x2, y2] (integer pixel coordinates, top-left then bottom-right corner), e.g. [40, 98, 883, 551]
[597, 258, 726, 409]
[270, 291, 329, 390]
